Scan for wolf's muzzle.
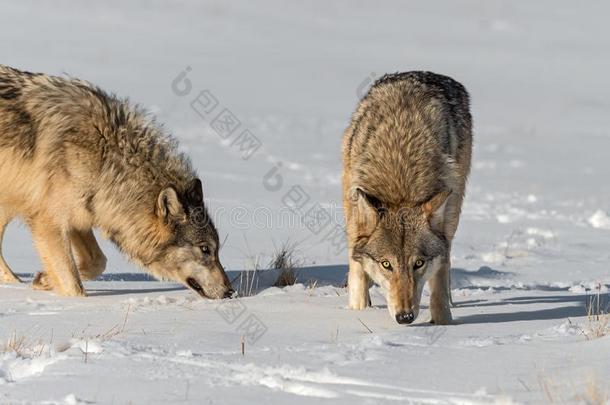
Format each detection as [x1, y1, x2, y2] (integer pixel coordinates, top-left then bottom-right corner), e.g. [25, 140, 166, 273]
[395, 311, 415, 324]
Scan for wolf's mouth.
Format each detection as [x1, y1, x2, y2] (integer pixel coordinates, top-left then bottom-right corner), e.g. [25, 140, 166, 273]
[186, 277, 209, 298]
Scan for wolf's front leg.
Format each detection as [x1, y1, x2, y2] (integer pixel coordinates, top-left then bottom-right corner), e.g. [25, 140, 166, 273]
[429, 258, 452, 324]
[348, 254, 371, 310]
[70, 229, 107, 281]
[0, 211, 21, 284]
[31, 219, 85, 297]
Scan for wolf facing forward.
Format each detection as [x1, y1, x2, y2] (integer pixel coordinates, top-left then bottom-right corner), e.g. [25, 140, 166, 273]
[342, 72, 472, 325]
[0, 65, 233, 299]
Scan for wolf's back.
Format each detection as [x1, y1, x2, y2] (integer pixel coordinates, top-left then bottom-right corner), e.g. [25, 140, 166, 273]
[344, 71, 472, 207]
[0, 65, 43, 159]
[0, 65, 27, 100]
[0, 65, 194, 189]
[371, 71, 471, 139]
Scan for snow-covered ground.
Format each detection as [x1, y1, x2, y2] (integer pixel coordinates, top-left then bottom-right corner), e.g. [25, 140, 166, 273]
[1, 1, 610, 404]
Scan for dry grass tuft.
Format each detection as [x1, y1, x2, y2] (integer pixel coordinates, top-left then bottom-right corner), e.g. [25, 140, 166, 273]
[231, 235, 264, 297]
[233, 254, 262, 297]
[575, 377, 609, 405]
[539, 373, 608, 404]
[1, 332, 48, 358]
[68, 305, 131, 344]
[306, 279, 318, 296]
[569, 288, 609, 341]
[271, 242, 301, 287]
[583, 289, 609, 340]
[2, 333, 29, 356]
[570, 288, 610, 341]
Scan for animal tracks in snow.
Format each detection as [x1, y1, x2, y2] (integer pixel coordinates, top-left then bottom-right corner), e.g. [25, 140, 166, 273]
[137, 350, 497, 403]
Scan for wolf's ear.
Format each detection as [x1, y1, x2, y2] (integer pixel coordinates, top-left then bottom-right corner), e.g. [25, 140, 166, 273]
[186, 178, 203, 204]
[422, 190, 451, 228]
[350, 187, 381, 235]
[157, 186, 186, 221]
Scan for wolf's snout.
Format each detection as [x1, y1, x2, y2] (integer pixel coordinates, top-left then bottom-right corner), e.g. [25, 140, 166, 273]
[395, 311, 415, 324]
[223, 288, 235, 299]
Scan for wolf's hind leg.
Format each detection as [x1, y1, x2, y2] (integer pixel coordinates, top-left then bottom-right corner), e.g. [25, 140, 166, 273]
[0, 212, 21, 284]
[31, 218, 85, 296]
[70, 229, 107, 281]
[429, 258, 452, 325]
[348, 253, 371, 310]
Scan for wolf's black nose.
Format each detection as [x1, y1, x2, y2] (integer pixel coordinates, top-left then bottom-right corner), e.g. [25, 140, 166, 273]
[223, 288, 235, 299]
[396, 311, 414, 324]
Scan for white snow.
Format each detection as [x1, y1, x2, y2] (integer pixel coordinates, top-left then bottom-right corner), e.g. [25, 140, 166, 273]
[589, 210, 610, 230]
[2, 1, 610, 404]
[0, 351, 63, 383]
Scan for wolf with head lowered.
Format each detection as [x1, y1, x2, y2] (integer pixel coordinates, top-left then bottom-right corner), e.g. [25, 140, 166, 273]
[0, 65, 233, 299]
[342, 71, 472, 325]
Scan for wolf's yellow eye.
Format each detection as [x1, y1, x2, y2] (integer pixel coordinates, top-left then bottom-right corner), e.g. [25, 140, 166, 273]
[414, 259, 425, 270]
[381, 260, 392, 270]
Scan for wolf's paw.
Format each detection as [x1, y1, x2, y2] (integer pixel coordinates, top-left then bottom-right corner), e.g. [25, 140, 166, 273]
[32, 271, 53, 290]
[77, 255, 107, 281]
[58, 285, 87, 297]
[348, 295, 372, 310]
[430, 310, 452, 325]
